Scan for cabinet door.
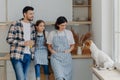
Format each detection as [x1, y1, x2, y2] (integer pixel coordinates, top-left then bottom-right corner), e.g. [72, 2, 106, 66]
[0, 0, 6, 22]
[0, 67, 5, 80]
[72, 59, 93, 80]
[6, 61, 16, 80]
[0, 61, 6, 80]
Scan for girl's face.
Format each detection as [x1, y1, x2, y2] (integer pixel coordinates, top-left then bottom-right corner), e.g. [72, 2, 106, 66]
[36, 22, 45, 32]
[58, 22, 67, 31]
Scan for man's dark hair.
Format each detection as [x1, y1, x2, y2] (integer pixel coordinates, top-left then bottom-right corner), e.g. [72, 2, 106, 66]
[23, 6, 34, 15]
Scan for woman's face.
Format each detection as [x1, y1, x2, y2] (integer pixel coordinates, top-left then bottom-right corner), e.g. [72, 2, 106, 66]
[36, 22, 45, 32]
[58, 22, 67, 31]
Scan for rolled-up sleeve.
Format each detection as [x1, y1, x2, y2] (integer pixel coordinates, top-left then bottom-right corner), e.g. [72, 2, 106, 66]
[67, 30, 75, 45]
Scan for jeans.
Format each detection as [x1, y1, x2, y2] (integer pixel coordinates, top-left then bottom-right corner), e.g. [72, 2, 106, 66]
[35, 64, 49, 78]
[11, 54, 31, 80]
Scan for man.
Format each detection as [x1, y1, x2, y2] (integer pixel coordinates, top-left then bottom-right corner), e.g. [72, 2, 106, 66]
[6, 6, 36, 80]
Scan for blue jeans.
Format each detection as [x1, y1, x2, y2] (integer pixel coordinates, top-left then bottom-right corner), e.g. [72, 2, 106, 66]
[11, 54, 31, 80]
[35, 64, 49, 78]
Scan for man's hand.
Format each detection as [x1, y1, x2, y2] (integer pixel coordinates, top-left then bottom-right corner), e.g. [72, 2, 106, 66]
[24, 40, 34, 47]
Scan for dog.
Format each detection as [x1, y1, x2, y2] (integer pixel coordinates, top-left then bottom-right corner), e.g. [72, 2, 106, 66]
[84, 40, 114, 69]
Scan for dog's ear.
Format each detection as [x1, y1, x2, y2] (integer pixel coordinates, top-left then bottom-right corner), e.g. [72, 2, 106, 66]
[86, 41, 90, 46]
[85, 40, 91, 47]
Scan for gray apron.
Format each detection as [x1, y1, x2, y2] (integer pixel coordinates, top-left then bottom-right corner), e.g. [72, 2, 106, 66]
[34, 35, 48, 65]
[50, 31, 72, 80]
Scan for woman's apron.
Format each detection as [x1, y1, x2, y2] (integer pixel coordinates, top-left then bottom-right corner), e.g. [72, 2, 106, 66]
[50, 31, 72, 80]
[34, 35, 48, 65]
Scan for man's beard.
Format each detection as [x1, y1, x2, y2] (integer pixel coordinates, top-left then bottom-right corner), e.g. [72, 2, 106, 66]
[28, 18, 33, 21]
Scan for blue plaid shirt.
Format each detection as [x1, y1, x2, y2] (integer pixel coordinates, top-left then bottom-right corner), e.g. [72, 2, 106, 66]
[6, 20, 36, 59]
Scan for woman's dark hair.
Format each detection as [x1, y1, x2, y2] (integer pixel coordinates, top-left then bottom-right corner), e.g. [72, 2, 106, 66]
[35, 20, 47, 46]
[23, 6, 34, 15]
[55, 16, 68, 30]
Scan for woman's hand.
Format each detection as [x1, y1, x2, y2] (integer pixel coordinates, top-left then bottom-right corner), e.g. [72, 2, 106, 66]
[64, 44, 75, 53]
[64, 49, 71, 53]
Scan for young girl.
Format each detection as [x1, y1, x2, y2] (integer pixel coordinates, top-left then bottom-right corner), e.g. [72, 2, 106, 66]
[47, 16, 75, 80]
[34, 20, 49, 80]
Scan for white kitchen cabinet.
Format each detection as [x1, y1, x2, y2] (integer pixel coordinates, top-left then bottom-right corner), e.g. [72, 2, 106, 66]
[6, 56, 93, 80]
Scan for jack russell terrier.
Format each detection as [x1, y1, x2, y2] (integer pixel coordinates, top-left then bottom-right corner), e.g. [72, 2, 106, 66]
[84, 40, 114, 69]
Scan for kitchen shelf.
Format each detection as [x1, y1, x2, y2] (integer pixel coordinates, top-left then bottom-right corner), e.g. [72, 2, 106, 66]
[73, 5, 91, 7]
[46, 21, 92, 25]
[72, 0, 92, 22]
[0, 21, 92, 26]
[68, 21, 92, 25]
[0, 53, 91, 60]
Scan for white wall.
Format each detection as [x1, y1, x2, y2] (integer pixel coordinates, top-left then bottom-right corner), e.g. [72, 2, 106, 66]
[0, 0, 6, 22]
[92, 0, 102, 49]
[7, 0, 72, 22]
[0, 25, 10, 53]
[101, 0, 113, 56]
[92, 0, 113, 57]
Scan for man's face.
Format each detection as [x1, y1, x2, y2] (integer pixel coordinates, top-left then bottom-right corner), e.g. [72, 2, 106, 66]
[24, 10, 34, 21]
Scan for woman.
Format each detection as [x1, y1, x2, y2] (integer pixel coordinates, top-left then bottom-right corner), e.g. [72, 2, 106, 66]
[47, 16, 75, 80]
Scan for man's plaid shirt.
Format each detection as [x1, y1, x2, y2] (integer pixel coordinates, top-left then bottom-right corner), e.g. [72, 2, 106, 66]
[6, 20, 36, 60]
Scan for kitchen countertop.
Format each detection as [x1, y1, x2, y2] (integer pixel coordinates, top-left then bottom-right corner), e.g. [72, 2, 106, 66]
[92, 67, 120, 80]
[0, 53, 10, 60]
[0, 53, 91, 60]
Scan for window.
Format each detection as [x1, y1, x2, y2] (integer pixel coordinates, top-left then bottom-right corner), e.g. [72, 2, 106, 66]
[114, 0, 120, 63]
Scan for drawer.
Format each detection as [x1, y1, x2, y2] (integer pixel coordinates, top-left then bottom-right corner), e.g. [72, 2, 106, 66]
[0, 61, 5, 66]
